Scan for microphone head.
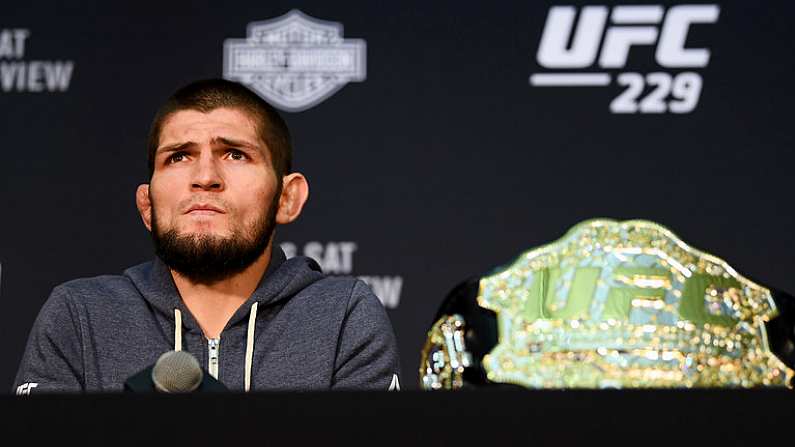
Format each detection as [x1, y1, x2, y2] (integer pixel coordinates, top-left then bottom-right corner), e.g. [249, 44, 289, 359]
[151, 350, 203, 393]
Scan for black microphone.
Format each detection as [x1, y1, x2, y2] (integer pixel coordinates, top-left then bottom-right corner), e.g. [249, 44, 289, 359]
[124, 351, 228, 393]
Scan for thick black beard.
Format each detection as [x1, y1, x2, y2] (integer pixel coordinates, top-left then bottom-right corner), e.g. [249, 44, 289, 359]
[150, 195, 279, 284]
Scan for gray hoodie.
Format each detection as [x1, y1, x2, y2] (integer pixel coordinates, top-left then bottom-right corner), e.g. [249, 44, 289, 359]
[13, 248, 400, 393]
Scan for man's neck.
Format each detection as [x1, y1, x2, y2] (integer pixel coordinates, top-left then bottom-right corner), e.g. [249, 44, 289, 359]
[170, 245, 273, 339]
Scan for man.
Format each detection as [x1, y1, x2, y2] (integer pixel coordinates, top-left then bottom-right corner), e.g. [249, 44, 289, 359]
[13, 79, 401, 393]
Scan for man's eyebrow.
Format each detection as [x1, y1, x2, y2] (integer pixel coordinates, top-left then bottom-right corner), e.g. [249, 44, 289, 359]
[156, 142, 195, 154]
[213, 136, 260, 150]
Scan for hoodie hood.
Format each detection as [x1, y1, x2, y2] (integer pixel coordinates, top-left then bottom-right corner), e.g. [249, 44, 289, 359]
[124, 247, 325, 333]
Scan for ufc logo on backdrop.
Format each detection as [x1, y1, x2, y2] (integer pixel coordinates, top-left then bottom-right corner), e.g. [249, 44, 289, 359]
[16, 382, 38, 396]
[529, 5, 719, 114]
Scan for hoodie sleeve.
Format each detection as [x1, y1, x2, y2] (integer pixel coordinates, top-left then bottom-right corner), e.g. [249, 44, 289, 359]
[13, 285, 85, 394]
[332, 280, 401, 390]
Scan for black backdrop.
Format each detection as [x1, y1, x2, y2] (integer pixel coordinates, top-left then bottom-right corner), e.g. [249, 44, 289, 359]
[1, 0, 794, 391]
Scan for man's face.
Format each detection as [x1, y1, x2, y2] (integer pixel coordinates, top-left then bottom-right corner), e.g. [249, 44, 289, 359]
[147, 107, 280, 282]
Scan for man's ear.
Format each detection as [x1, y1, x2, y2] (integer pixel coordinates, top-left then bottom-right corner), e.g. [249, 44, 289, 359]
[136, 184, 153, 232]
[276, 173, 309, 224]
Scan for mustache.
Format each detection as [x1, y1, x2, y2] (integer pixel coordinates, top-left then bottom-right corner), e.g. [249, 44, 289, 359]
[148, 189, 233, 214]
[178, 197, 232, 214]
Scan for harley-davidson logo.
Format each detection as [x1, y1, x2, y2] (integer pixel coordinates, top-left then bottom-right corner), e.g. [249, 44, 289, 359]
[223, 10, 366, 112]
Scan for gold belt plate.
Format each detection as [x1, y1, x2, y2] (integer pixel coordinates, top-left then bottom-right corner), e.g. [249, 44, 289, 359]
[478, 219, 793, 388]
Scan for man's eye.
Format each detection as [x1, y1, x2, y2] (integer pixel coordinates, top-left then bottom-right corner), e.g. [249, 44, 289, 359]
[167, 152, 187, 164]
[228, 149, 247, 161]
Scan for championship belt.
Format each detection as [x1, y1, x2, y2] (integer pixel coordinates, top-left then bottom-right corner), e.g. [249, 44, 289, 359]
[420, 219, 795, 389]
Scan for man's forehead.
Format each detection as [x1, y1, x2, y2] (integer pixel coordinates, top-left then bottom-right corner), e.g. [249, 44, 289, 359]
[159, 107, 263, 147]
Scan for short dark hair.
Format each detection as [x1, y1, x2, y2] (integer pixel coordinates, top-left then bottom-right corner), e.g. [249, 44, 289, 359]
[146, 79, 292, 178]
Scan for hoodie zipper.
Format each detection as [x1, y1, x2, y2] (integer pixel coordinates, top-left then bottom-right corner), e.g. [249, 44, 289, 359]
[208, 338, 220, 379]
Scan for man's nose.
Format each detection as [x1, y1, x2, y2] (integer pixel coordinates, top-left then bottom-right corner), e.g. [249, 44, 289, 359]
[191, 153, 224, 191]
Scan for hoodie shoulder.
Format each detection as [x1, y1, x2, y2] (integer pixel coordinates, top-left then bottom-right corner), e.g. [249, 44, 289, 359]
[330, 278, 400, 389]
[56, 261, 153, 306]
[305, 275, 359, 297]
[59, 274, 135, 295]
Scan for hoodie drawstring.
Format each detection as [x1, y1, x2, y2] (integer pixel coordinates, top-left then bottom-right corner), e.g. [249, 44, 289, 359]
[174, 309, 182, 351]
[173, 304, 257, 392]
[244, 302, 258, 392]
